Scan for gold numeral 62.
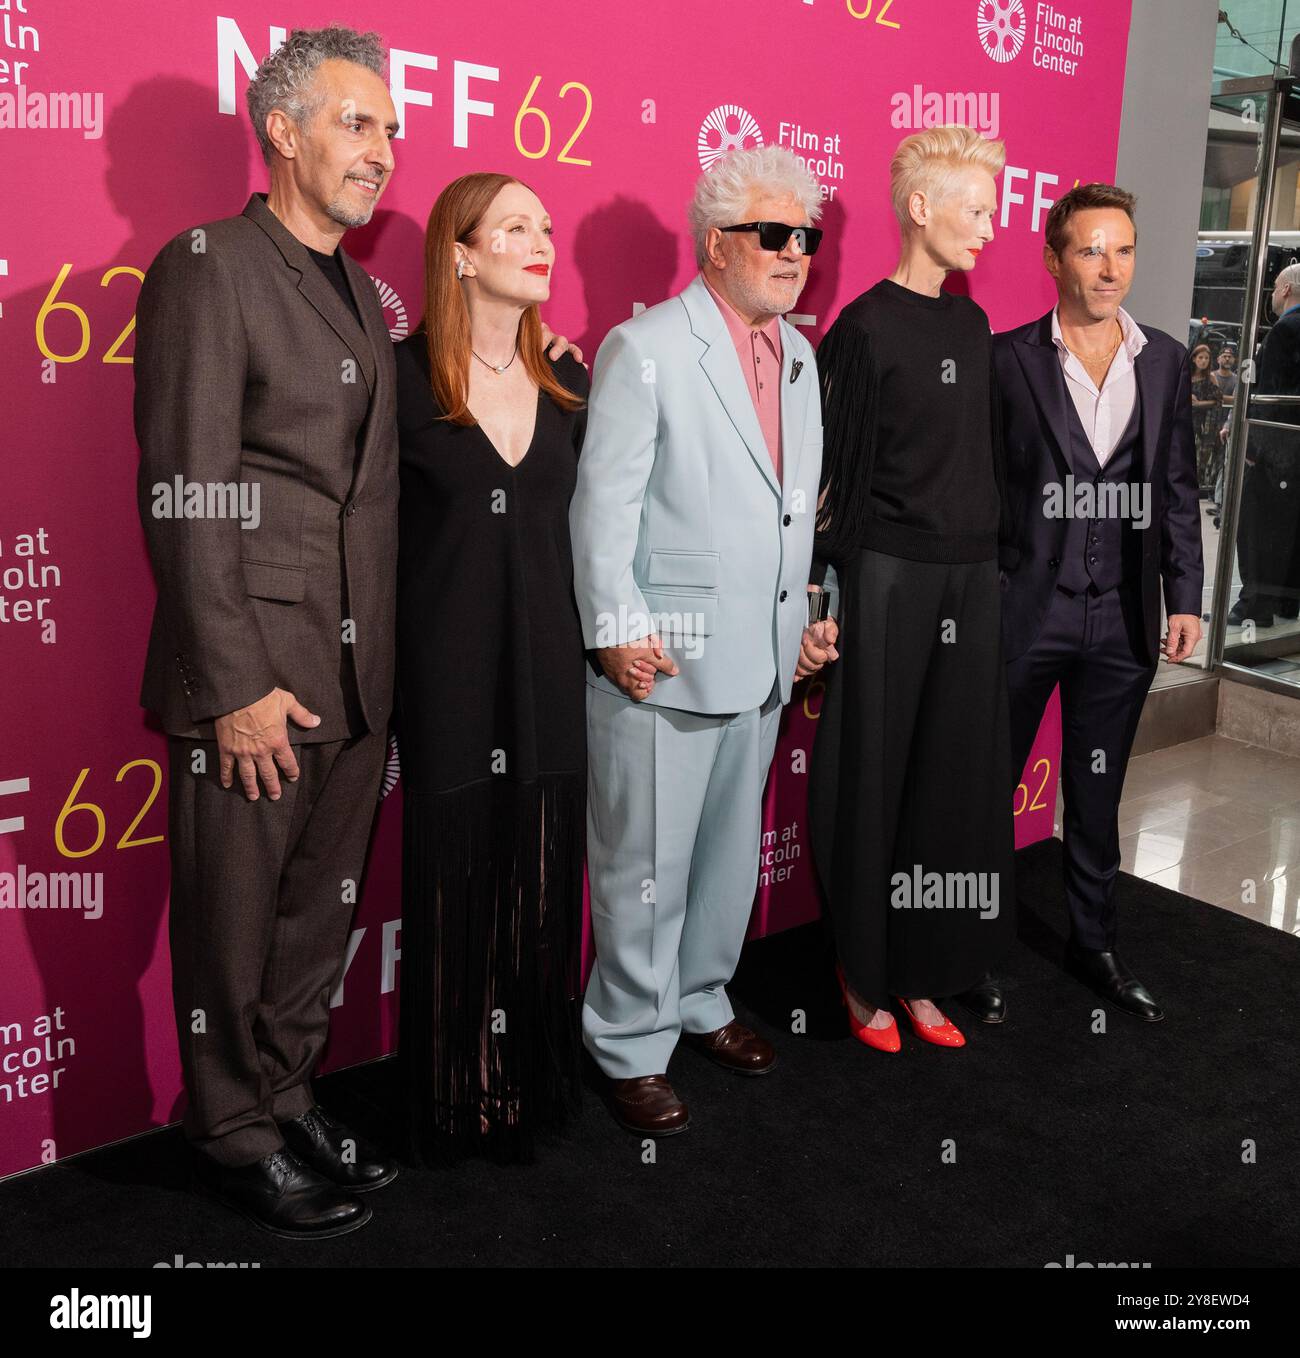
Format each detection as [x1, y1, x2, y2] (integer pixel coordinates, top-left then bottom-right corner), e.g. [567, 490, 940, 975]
[1013, 757, 1052, 817]
[54, 759, 165, 858]
[514, 77, 592, 165]
[36, 263, 144, 364]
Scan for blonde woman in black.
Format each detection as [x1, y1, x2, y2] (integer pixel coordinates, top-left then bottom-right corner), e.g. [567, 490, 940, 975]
[809, 127, 1016, 1052]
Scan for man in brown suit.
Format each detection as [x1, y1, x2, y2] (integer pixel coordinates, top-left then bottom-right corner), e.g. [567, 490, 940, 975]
[134, 26, 402, 1239]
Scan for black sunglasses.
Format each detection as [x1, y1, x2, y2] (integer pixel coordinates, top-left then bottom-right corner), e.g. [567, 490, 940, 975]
[720, 221, 823, 255]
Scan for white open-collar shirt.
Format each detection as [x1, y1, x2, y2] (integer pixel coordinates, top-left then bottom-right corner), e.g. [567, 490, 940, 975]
[1050, 304, 1148, 466]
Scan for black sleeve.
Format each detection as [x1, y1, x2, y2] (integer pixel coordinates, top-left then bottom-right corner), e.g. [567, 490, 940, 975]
[813, 311, 879, 567]
[395, 333, 442, 432]
[1161, 344, 1205, 616]
[989, 347, 1018, 571]
[557, 351, 591, 456]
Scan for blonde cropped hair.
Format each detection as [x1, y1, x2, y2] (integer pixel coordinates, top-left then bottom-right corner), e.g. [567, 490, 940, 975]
[889, 126, 1006, 231]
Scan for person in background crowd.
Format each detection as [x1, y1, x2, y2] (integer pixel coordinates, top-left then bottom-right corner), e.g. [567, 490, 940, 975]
[810, 125, 1016, 1051]
[1190, 344, 1223, 493]
[392, 173, 589, 1165]
[979, 183, 1203, 1024]
[1211, 344, 1238, 400]
[1209, 345, 1237, 524]
[570, 145, 834, 1136]
[1229, 265, 1300, 629]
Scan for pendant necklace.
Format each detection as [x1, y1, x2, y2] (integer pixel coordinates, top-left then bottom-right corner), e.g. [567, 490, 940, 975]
[471, 344, 517, 375]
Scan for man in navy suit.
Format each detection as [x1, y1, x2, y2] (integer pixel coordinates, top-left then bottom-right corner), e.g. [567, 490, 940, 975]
[960, 184, 1203, 1025]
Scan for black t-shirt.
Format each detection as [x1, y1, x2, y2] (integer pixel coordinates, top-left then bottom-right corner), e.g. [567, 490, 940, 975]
[307, 245, 362, 327]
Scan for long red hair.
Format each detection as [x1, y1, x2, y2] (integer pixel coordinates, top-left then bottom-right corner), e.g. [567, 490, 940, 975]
[421, 171, 584, 425]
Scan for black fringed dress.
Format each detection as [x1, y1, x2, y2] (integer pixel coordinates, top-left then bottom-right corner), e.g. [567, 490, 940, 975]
[809, 279, 1016, 1007]
[393, 333, 588, 1164]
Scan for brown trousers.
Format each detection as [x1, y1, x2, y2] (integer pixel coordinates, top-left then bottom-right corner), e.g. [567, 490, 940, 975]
[165, 731, 386, 1166]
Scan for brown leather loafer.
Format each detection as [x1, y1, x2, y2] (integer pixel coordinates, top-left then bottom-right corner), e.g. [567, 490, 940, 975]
[682, 1020, 777, 1075]
[604, 1075, 690, 1137]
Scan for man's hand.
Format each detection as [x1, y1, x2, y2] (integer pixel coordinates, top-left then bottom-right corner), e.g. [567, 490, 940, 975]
[795, 617, 840, 681]
[596, 635, 678, 701]
[214, 687, 321, 801]
[1163, 614, 1202, 663]
[539, 321, 584, 366]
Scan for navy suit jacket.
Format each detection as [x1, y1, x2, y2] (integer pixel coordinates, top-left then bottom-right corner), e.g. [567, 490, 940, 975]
[992, 309, 1202, 665]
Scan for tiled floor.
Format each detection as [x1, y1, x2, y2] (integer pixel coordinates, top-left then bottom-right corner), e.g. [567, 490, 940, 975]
[1051, 734, 1300, 935]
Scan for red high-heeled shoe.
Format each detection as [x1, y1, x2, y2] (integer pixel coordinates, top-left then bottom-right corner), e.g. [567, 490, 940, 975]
[897, 996, 965, 1048]
[835, 963, 900, 1053]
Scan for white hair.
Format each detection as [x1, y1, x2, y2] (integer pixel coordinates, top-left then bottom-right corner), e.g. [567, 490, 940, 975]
[688, 145, 823, 268]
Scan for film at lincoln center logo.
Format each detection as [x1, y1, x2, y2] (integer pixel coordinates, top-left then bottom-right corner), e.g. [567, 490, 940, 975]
[369, 274, 408, 341]
[698, 105, 763, 171]
[977, 0, 1027, 63]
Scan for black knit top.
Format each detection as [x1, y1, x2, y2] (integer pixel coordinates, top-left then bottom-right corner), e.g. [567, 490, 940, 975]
[814, 278, 1005, 565]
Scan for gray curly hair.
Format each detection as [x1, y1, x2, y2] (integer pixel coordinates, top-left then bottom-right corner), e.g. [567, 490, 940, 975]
[245, 25, 387, 165]
[688, 145, 823, 269]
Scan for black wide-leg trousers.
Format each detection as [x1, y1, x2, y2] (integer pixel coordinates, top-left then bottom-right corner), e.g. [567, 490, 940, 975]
[809, 550, 1017, 1007]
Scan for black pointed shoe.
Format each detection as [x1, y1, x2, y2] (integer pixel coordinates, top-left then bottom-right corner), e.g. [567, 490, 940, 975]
[278, 1105, 399, 1192]
[192, 1147, 371, 1239]
[954, 973, 1006, 1024]
[1064, 944, 1164, 1022]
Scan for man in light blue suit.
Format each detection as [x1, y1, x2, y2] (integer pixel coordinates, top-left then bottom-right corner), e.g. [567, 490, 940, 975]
[570, 146, 839, 1137]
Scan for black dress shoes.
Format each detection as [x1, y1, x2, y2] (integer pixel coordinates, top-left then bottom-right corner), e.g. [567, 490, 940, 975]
[1064, 944, 1164, 1021]
[1227, 600, 1273, 628]
[277, 1105, 399, 1192]
[192, 1147, 371, 1239]
[954, 973, 1006, 1024]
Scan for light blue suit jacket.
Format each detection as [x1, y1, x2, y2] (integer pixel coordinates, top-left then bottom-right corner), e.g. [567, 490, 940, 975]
[570, 273, 824, 716]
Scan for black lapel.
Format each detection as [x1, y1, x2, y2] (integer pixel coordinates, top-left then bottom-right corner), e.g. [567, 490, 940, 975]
[1133, 339, 1160, 481]
[1011, 310, 1073, 487]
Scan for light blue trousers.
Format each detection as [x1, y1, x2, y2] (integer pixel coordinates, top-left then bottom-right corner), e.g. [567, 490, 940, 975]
[582, 681, 783, 1078]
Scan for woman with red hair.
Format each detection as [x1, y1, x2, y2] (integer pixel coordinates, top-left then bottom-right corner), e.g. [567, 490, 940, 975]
[393, 173, 589, 1164]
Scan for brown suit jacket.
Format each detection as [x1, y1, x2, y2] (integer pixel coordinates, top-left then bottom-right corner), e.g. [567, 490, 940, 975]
[134, 193, 398, 742]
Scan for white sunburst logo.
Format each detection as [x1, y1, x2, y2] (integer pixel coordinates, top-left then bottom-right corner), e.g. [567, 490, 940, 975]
[697, 105, 763, 171]
[380, 732, 401, 800]
[369, 274, 409, 341]
[977, 0, 1027, 63]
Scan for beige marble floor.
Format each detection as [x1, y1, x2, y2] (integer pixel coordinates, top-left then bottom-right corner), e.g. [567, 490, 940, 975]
[1049, 734, 1300, 935]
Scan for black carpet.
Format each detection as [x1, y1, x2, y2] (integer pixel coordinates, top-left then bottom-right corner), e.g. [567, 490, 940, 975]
[1, 838, 1296, 1269]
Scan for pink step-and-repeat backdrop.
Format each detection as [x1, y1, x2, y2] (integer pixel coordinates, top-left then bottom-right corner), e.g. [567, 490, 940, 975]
[0, 0, 1125, 1178]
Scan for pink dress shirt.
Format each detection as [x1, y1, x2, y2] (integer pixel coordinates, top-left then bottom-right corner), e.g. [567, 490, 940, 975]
[700, 271, 784, 483]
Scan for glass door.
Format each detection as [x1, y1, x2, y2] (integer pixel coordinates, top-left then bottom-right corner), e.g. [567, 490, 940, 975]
[1206, 74, 1300, 692]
